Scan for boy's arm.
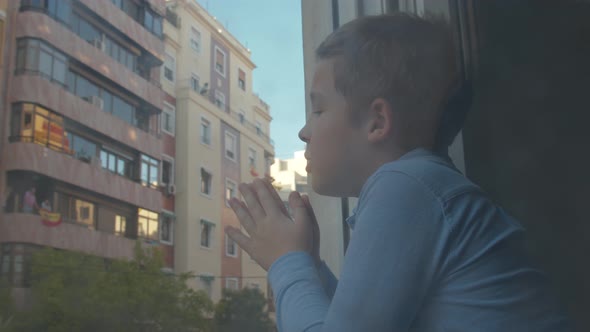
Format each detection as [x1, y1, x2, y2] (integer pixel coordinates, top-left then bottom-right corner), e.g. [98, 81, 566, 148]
[269, 171, 444, 331]
[317, 260, 338, 299]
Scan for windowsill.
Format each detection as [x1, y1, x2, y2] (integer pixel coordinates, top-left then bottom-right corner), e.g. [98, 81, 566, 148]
[225, 155, 237, 163]
[200, 245, 212, 251]
[200, 192, 213, 200]
[162, 129, 175, 137]
[201, 141, 213, 149]
[160, 240, 173, 246]
[225, 252, 238, 258]
[215, 68, 226, 78]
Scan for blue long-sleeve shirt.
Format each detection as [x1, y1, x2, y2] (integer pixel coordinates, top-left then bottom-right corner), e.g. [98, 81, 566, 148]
[268, 148, 571, 332]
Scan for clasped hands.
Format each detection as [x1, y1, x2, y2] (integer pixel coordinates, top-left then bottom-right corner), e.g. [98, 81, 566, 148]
[225, 179, 320, 271]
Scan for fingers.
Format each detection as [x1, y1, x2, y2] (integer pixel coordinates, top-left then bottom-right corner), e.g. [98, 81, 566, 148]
[239, 182, 266, 220]
[289, 191, 311, 229]
[253, 179, 283, 217]
[262, 178, 289, 216]
[229, 198, 256, 235]
[225, 226, 253, 253]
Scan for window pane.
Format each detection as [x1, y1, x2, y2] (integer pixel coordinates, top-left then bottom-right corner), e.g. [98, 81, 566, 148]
[100, 150, 108, 169]
[108, 153, 116, 172]
[25, 45, 37, 71]
[149, 165, 158, 186]
[113, 96, 134, 124]
[148, 218, 158, 240]
[102, 90, 113, 113]
[138, 217, 147, 238]
[141, 161, 148, 184]
[53, 58, 67, 85]
[116, 158, 125, 175]
[39, 50, 52, 77]
[153, 17, 162, 37]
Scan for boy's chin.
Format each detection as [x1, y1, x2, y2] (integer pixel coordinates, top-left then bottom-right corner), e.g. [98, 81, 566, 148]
[311, 178, 347, 197]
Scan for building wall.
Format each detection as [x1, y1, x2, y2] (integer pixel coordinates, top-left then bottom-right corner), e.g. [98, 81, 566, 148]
[168, 0, 274, 301]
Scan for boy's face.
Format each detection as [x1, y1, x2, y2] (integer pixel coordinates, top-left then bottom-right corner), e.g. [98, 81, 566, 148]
[299, 59, 366, 197]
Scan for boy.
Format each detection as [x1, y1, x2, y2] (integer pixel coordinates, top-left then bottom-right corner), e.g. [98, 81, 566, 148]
[226, 14, 570, 331]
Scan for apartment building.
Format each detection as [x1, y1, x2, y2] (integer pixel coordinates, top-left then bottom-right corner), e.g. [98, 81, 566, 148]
[0, 0, 173, 304]
[162, 0, 274, 302]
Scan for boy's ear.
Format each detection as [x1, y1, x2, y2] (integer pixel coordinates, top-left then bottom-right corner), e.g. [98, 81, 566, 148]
[366, 98, 394, 143]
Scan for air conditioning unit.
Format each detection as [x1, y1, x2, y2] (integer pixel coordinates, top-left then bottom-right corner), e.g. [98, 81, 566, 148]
[166, 183, 176, 196]
[90, 96, 104, 110]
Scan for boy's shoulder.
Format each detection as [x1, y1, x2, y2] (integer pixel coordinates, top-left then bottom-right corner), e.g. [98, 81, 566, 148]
[371, 149, 483, 201]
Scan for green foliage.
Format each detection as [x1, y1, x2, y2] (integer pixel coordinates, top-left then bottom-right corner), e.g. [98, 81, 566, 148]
[214, 288, 275, 332]
[0, 279, 16, 332]
[13, 243, 213, 332]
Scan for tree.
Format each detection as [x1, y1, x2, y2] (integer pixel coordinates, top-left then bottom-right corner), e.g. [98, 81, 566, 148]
[214, 288, 275, 332]
[0, 279, 16, 332]
[14, 243, 214, 332]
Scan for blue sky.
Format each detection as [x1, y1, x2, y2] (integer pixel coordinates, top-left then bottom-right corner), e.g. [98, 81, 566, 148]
[196, 0, 306, 159]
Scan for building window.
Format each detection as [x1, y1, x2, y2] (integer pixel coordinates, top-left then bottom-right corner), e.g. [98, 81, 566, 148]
[143, 7, 163, 38]
[162, 102, 175, 135]
[225, 233, 237, 257]
[164, 52, 175, 81]
[214, 90, 226, 111]
[0, 243, 37, 287]
[56, 192, 96, 229]
[161, 157, 174, 185]
[238, 69, 246, 91]
[238, 111, 245, 124]
[10, 103, 67, 152]
[248, 148, 257, 168]
[214, 47, 226, 77]
[200, 274, 213, 298]
[225, 179, 237, 205]
[160, 213, 174, 244]
[255, 121, 262, 136]
[15, 39, 67, 86]
[200, 117, 211, 145]
[66, 132, 97, 163]
[138, 209, 159, 241]
[100, 149, 131, 178]
[65, 69, 150, 132]
[140, 154, 160, 188]
[225, 132, 237, 161]
[201, 168, 212, 196]
[191, 27, 201, 52]
[200, 219, 214, 248]
[114, 215, 126, 236]
[190, 73, 200, 92]
[225, 277, 239, 290]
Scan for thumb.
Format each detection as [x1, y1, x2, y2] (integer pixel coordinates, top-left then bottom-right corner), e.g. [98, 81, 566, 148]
[301, 194, 319, 236]
[289, 191, 312, 228]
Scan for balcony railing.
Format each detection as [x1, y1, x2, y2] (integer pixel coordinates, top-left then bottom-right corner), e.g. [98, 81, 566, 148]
[179, 80, 274, 146]
[7, 136, 163, 191]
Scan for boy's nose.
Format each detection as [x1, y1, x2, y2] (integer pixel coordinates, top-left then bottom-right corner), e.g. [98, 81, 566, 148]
[298, 124, 310, 143]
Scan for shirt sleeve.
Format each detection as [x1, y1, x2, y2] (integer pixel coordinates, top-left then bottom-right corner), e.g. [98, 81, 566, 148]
[268, 171, 448, 332]
[317, 260, 338, 299]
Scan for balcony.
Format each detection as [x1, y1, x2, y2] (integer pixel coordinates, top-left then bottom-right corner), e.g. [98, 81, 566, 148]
[15, 11, 163, 110]
[79, 0, 164, 61]
[10, 75, 162, 158]
[3, 142, 162, 212]
[0, 212, 136, 260]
